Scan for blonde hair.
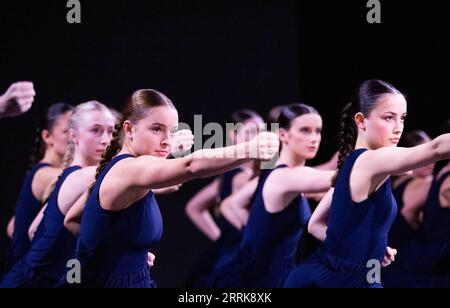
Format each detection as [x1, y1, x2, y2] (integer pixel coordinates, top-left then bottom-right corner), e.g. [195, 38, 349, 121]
[41, 101, 113, 203]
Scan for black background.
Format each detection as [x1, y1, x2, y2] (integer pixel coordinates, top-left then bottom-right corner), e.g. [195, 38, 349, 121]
[1, 0, 448, 287]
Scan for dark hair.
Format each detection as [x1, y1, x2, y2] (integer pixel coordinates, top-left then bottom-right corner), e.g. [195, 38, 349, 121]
[29, 102, 74, 167]
[90, 89, 175, 193]
[230, 109, 263, 124]
[332, 79, 403, 186]
[277, 103, 319, 130]
[266, 105, 287, 124]
[402, 130, 431, 148]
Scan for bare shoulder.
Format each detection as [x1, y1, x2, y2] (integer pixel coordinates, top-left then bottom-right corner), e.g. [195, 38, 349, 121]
[67, 166, 96, 183]
[61, 166, 96, 191]
[118, 155, 162, 168]
[34, 166, 62, 183]
[32, 166, 63, 199]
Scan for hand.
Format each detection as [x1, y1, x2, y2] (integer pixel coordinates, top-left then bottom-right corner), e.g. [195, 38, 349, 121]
[0, 81, 36, 118]
[147, 252, 156, 267]
[382, 246, 397, 267]
[153, 184, 182, 195]
[248, 132, 279, 160]
[171, 129, 194, 156]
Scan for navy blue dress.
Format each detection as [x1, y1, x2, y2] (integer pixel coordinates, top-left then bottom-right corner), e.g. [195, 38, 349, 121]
[284, 149, 397, 288]
[388, 178, 416, 247]
[431, 245, 450, 287]
[0, 166, 81, 288]
[184, 169, 243, 288]
[8, 163, 51, 267]
[74, 154, 163, 288]
[384, 172, 450, 287]
[214, 165, 312, 288]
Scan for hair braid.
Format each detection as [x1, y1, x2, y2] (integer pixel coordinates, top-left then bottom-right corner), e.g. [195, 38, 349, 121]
[332, 102, 357, 186]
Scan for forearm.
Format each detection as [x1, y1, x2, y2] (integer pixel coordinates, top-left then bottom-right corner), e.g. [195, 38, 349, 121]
[434, 134, 450, 160]
[308, 223, 327, 242]
[64, 216, 82, 236]
[188, 210, 221, 241]
[7, 217, 15, 239]
[307, 188, 333, 241]
[188, 142, 253, 179]
[64, 192, 88, 236]
[0, 95, 6, 117]
[28, 206, 46, 241]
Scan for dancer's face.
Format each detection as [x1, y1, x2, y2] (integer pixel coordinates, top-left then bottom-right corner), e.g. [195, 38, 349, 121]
[280, 113, 322, 160]
[72, 110, 115, 165]
[43, 111, 71, 157]
[128, 106, 179, 157]
[359, 93, 407, 149]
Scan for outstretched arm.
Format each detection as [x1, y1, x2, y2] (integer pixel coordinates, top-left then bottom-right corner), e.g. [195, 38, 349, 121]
[362, 134, 450, 180]
[120, 132, 279, 190]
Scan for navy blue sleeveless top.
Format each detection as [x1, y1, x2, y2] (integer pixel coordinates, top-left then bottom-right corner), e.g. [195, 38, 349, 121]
[75, 154, 163, 287]
[243, 164, 311, 263]
[9, 163, 50, 264]
[419, 172, 450, 250]
[388, 178, 415, 247]
[214, 165, 311, 287]
[25, 165, 81, 281]
[324, 149, 398, 264]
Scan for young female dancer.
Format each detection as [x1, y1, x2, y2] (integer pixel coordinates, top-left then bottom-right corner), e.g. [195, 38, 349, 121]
[184, 109, 264, 287]
[384, 123, 450, 288]
[213, 104, 335, 288]
[284, 79, 450, 288]
[7, 102, 73, 265]
[69, 89, 279, 288]
[0, 101, 115, 288]
[388, 130, 434, 247]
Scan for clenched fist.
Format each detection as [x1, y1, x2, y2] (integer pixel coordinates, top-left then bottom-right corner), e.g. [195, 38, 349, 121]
[171, 129, 194, 157]
[0, 81, 36, 118]
[248, 132, 280, 160]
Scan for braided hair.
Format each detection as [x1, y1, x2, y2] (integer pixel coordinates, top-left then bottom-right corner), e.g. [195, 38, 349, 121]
[332, 79, 403, 186]
[88, 89, 176, 194]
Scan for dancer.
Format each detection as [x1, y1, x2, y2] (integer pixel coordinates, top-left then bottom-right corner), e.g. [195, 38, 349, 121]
[214, 104, 335, 288]
[284, 79, 450, 288]
[184, 109, 263, 287]
[0, 101, 115, 288]
[71, 89, 279, 288]
[7, 102, 73, 266]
